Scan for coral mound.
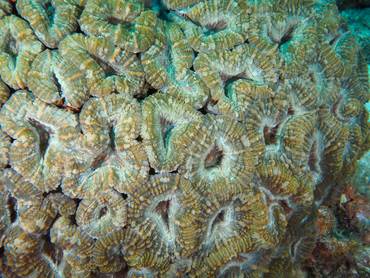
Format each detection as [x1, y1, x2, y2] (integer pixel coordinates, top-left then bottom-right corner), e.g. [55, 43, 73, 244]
[0, 0, 369, 277]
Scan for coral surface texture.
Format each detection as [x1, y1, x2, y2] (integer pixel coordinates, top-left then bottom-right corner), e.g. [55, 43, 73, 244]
[0, 0, 369, 277]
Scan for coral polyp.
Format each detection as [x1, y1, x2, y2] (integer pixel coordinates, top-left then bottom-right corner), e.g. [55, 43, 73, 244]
[0, 0, 369, 277]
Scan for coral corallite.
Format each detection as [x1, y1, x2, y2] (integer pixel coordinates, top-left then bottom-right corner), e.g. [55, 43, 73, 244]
[0, 0, 369, 277]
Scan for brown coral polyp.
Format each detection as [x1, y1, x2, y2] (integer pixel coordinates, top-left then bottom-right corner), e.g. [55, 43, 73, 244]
[141, 20, 209, 108]
[28, 49, 89, 108]
[58, 33, 145, 97]
[79, 0, 158, 53]
[76, 189, 127, 238]
[169, 0, 250, 52]
[0, 15, 44, 90]
[16, 0, 81, 48]
[0, 91, 80, 192]
[141, 93, 205, 172]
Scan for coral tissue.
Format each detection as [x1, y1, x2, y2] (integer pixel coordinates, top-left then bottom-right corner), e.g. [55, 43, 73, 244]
[0, 0, 369, 277]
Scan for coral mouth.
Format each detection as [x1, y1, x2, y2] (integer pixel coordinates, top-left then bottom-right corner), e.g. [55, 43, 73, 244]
[204, 144, 224, 169]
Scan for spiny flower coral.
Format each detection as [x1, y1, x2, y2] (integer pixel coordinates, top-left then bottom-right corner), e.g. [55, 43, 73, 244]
[0, 0, 369, 277]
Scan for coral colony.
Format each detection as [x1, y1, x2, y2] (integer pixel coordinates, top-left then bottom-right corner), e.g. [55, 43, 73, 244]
[0, 0, 369, 277]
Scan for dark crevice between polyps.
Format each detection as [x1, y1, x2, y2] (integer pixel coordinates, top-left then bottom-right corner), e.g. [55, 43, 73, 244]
[53, 96, 82, 114]
[7, 195, 17, 223]
[145, 0, 169, 21]
[121, 193, 128, 200]
[134, 83, 156, 102]
[62, 103, 81, 114]
[28, 118, 52, 161]
[169, 165, 180, 174]
[42, 229, 64, 266]
[154, 199, 171, 234]
[148, 164, 158, 176]
[197, 102, 209, 115]
[51, 70, 62, 98]
[42, 185, 63, 198]
[204, 144, 224, 169]
[0, 245, 4, 263]
[223, 76, 242, 98]
[69, 198, 80, 226]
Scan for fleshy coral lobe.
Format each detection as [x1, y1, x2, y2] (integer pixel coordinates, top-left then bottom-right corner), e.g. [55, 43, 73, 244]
[0, 0, 369, 277]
